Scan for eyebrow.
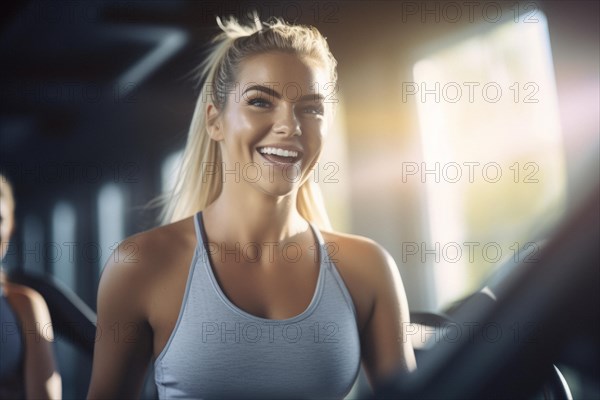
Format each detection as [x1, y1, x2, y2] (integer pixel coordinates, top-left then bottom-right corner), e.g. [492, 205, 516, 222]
[242, 84, 325, 102]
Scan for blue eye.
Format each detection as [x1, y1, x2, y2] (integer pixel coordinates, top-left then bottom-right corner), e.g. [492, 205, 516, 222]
[247, 98, 271, 108]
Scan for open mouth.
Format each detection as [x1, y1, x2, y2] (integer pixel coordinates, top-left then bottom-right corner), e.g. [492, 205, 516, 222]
[256, 146, 303, 166]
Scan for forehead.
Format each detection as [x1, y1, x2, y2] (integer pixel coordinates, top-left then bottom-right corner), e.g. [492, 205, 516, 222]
[236, 52, 329, 92]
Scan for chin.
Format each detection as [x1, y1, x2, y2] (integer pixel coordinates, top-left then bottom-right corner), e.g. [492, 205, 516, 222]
[254, 179, 301, 198]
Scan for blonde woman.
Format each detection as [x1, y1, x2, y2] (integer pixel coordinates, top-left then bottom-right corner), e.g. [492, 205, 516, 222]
[88, 15, 415, 399]
[0, 175, 62, 399]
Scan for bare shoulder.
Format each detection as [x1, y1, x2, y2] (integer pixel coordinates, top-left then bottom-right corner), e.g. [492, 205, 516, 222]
[3, 282, 52, 326]
[115, 217, 193, 262]
[98, 216, 196, 316]
[319, 229, 400, 332]
[103, 216, 195, 274]
[89, 219, 196, 398]
[4, 281, 44, 303]
[320, 229, 396, 277]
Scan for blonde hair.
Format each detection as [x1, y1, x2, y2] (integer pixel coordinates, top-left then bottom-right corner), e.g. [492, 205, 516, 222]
[157, 15, 337, 230]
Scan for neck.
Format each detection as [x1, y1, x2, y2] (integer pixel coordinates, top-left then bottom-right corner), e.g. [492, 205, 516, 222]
[202, 181, 309, 245]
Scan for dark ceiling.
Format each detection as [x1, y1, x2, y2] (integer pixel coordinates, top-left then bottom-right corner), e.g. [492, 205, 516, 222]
[0, 1, 233, 181]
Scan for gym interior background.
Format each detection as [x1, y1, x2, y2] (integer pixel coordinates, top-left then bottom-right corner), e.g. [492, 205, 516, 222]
[1, 1, 598, 398]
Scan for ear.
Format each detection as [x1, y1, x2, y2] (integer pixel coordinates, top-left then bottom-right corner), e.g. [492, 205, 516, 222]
[206, 103, 224, 141]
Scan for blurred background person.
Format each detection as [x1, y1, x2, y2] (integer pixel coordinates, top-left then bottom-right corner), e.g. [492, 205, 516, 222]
[0, 173, 62, 399]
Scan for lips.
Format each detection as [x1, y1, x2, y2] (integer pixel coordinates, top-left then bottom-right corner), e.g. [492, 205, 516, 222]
[256, 145, 303, 166]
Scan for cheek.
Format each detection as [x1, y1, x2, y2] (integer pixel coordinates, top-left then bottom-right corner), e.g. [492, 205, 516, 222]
[301, 127, 326, 171]
[302, 121, 326, 150]
[222, 109, 271, 145]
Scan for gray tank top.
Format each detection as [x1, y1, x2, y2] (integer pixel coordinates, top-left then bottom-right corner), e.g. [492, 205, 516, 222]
[0, 283, 26, 398]
[154, 212, 361, 399]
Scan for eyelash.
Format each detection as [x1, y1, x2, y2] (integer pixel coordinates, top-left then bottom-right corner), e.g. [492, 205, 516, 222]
[247, 98, 271, 108]
[247, 98, 324, 116]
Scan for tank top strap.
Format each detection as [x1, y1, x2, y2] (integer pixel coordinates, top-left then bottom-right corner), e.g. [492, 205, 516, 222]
[307, 221, 325, 247]
[193, 212, 203, 247]
[307, 221, 331, 274]
[194, 212, 213, 268]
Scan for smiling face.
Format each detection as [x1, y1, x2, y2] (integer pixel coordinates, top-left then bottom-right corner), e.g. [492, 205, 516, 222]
[207, 51, 331, 197]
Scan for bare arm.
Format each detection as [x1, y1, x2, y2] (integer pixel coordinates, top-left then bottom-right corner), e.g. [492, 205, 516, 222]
[87, 240, 154, 399]
[7, 284, 62, 399]
[359, 242, 417, 390]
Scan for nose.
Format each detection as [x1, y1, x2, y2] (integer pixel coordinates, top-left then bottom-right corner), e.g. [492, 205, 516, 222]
[273, 104, 301, 137]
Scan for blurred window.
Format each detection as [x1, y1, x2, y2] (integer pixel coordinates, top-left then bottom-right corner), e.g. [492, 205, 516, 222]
[161, 149, 184, 193]
[97, 183, 125, 272]
[413, 12, 565, 307]
[51, 201, 77, 289]
[22, 214, 44, 274]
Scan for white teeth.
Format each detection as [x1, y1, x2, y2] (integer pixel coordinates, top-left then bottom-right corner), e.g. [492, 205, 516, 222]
[258, 147, 298, 158]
